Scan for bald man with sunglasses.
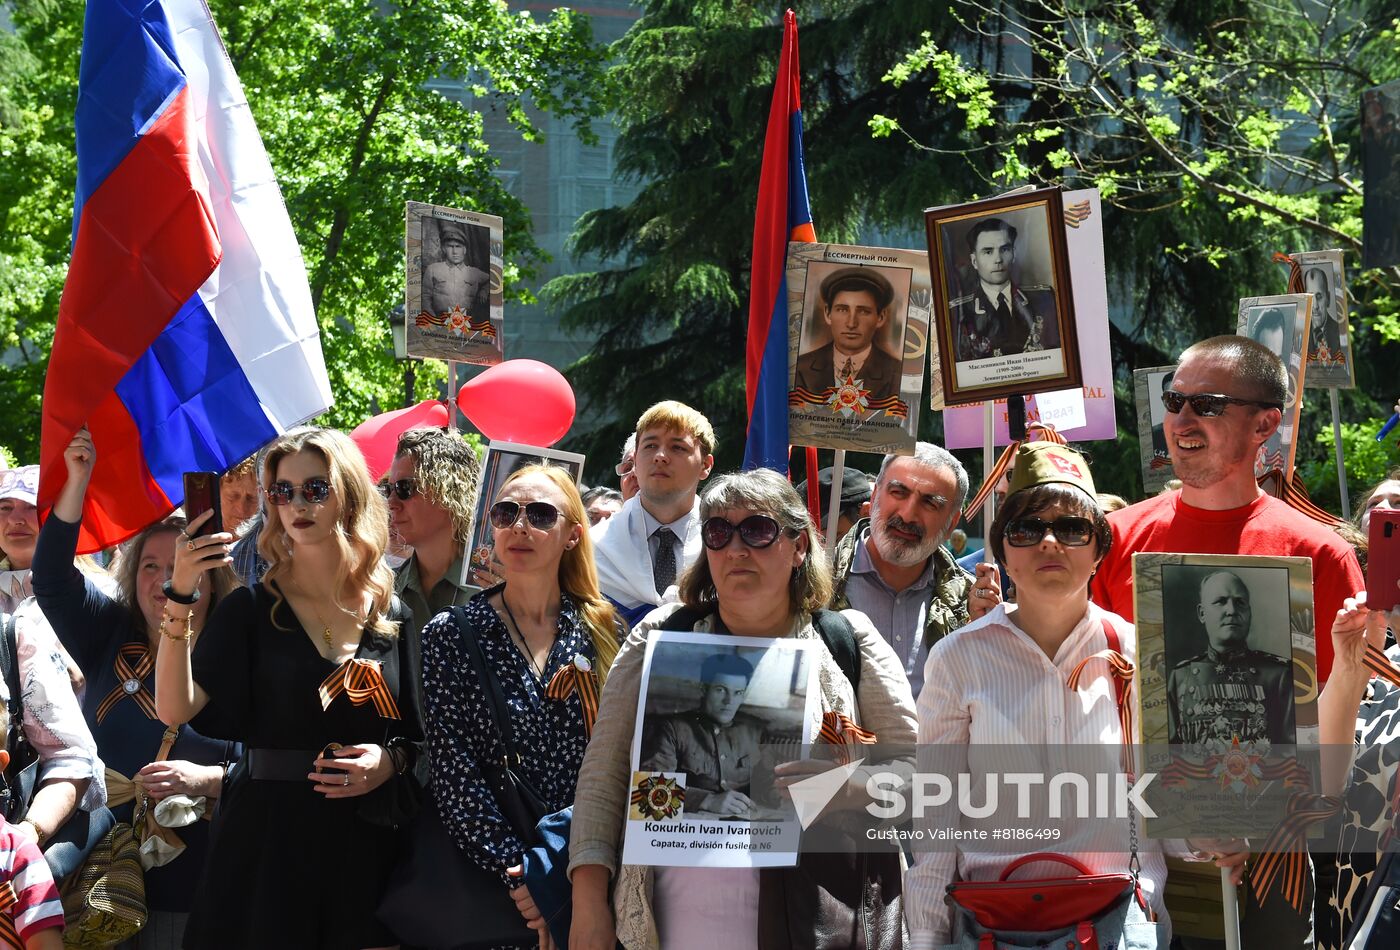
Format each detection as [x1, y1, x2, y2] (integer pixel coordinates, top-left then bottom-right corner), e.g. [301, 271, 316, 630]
[1091, 336, 1363, 948]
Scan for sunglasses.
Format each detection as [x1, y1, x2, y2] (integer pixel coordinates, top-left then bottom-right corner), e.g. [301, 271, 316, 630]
[1161, 390, 1283, 417]
[377, 478, 419, 501]
[489, 500, 563, 531]
[266, 478, 333, 506]
[1004, 516, 1096, 548]
[701, 515, 794, 551]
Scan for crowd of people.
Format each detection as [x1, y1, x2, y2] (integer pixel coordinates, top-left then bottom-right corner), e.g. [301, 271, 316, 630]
[0, 333, 1395, 949]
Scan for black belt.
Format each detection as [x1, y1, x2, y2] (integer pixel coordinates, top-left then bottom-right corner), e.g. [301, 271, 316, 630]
[247, 747, 326, 782]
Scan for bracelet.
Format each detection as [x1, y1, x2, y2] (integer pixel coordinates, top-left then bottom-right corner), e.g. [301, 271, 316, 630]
[20, 820, 46, 846]
[162, 580, 200, 605]
[160, 612, 194, 642]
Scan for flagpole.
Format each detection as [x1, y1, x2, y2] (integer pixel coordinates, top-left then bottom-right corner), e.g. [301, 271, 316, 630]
[824, 449, 845, 558]
[1330, 388, 1350, 519]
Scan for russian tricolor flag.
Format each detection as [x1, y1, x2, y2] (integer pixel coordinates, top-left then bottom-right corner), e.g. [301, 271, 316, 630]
[742, 9, 816, 474]
[39, 0, 331, 553]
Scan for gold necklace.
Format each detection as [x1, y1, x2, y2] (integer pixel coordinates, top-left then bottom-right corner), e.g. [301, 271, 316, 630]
[310, 604, 334, 649]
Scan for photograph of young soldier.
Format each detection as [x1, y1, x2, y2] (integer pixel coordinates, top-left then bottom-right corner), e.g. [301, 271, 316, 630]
[1150, 369, 1175, 460]
[1304, 264, 1343, 361]
[422, 219, 490, 318]
[948, 215, 1060, 362]
[792, 266, 904, 404]
[1164, 567, 1296, 749]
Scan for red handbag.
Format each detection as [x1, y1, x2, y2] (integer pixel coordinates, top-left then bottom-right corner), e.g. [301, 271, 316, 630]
[947, 853, 1142, 946]
[943, 621, 1153, 949]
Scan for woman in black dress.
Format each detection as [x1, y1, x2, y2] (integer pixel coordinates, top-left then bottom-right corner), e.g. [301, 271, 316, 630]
[155, 427, 425, 949]
[421, 464, 621, 948]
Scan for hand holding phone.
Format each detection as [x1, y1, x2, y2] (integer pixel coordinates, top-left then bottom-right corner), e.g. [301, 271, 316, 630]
[182, 471, 224, 537]
[1367, 509, 1400, 613]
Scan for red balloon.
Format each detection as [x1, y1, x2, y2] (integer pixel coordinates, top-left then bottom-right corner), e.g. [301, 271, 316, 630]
[350, 399, 451, 479]
[457, 360, 575, 446]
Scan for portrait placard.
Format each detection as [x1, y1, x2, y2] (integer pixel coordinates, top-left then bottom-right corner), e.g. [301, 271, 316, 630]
[405, 201, 504, 364]
[622, 630, 819, 869]
[1363, 79, 1400, 269]
[1132, 553, 1317, 838]
[1133, 364, 1179, 495]
[940, 188, 1115, 444]
[785, 243, 928, 454]
[1289, 249, 1354, 389]
[1234, 293, 1311, 485]
[925, 187, 1081, 405]
[460, 441, 584, 590]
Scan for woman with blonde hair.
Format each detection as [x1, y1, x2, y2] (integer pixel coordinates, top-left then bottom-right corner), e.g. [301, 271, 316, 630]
[419, 464, 621, 948]
[155, 427, 425, 949]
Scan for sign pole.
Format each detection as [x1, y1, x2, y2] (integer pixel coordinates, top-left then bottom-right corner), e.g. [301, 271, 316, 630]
[824, 449, 846, 559]
[1329, 388, 1350, 520]
[1221, 869, 1241, 950]
[982, 401, 996, 563]
[446, 361, 460, 435]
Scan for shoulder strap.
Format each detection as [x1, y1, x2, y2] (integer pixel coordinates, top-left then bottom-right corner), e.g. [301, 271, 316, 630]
[447, 605, 521, 762]
[663, 604, 713, 632]
[811, 609, 861, 693]
[0, 614, 22, 729]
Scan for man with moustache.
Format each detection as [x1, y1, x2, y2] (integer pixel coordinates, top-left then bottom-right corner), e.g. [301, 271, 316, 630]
[592, 402, 715, 627]
[792, 267, 903, 404]
[1091, 336, 1363, 947]
[827, 443, 1000, 698]
[1167, 570, 1294, 748]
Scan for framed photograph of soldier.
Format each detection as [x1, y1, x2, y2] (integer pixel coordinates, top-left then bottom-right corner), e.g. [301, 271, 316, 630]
[1132, 552, 1318, 838]
[1287, 249, 1354, 388]
[623, 630, 819, 869]
[460, 440, 585, 590]
[1362, 78, 1400, 269]
[924, 187, 1082, 405]
[785, 242, 929, 454]
[942, 188, 1115, 443]
[1234, 293, 1311, 484]
[1133, 364, 1179, 495]
[405, 201, 504, 364]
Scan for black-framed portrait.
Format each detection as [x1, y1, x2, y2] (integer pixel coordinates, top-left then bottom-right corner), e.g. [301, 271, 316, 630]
[924, 188, 1081, 405]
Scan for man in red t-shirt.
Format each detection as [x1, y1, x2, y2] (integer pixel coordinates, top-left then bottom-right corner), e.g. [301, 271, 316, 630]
[1093, 335, 1362, 682]
[1093, 335, 1362, 948]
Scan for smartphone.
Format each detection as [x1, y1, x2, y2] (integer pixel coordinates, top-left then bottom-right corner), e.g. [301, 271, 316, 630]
[1367, 509, 1400, 613]
[182, 471, 224, 538]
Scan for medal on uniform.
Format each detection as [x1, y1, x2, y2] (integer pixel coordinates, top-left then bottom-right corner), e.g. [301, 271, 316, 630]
[826, 373, 871, 418]
[630, 772, 684, 821]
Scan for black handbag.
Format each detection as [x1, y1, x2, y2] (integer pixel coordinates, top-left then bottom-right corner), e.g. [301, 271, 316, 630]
[1343, 849, 1400, 947]
[378, 606, 549, 949]
[0, 614, 38, 824]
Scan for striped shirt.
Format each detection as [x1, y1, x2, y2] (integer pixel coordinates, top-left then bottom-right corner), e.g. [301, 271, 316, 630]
[0, 823, 64, 943]
[906, 602, 1186, 947]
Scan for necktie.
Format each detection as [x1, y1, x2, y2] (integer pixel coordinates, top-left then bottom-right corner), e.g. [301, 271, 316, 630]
[994, 291, 1010, 325]
[839, 357, 854, 380]
[653, 527, 678, 595]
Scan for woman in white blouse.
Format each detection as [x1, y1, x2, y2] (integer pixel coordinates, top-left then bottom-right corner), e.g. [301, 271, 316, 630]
[906, 442, 1244, 948]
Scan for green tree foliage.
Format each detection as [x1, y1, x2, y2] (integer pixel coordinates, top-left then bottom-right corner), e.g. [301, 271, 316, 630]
[869, 0, 1400, 506]
[558, 0, 1400, 506]
[550, 0, 990, 477]
[0, 0, 605, 462]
